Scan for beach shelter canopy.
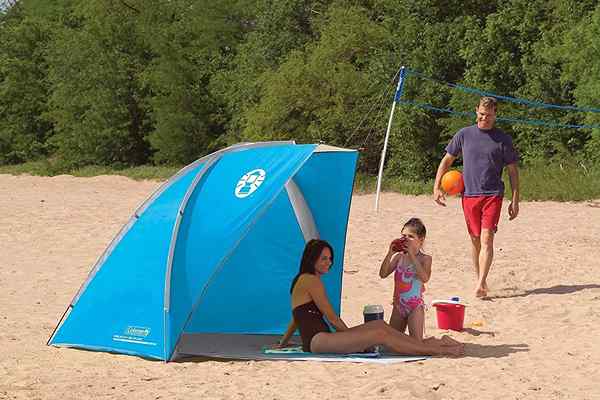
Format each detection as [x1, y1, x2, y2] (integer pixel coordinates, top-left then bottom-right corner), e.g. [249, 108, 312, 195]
[48, 142, 358, 361]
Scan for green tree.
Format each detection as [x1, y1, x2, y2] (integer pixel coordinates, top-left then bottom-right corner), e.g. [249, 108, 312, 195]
[3, 0, 599, 177]
[0, 3, 52, 164]
[446, 0, 598, 164]
[240, 4, 398, 171]
[141, 0, 251, 164]
[46, 0, 153, 168]
[213, 0, 328, 146]
[556, 4, 600, 165]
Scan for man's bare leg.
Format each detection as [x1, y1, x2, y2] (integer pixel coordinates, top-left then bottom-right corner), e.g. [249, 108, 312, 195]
[476, 228, 494, 297]
[470, 235, 482, 293]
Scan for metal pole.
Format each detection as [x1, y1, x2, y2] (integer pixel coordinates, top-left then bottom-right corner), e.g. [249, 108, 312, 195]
[375, 66, 407, 212]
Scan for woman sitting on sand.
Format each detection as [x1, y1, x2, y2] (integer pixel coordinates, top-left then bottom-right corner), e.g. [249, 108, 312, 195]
[275, 239, 464, 356]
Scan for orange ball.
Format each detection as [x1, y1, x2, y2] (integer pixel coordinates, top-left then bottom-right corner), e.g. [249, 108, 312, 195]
[441, 170, 464, 196]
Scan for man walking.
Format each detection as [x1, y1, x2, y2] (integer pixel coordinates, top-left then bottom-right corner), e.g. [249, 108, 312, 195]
[433, 97, 520, 298]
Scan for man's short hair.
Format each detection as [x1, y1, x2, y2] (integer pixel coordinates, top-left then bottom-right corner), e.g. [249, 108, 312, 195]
[478, 96, 497, 112]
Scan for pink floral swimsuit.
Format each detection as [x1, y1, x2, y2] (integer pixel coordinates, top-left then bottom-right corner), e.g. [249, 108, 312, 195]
[393, 255, 425, 318]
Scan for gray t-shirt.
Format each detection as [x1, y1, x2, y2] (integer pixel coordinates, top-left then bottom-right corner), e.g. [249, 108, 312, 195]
[445, 125, 519, 197]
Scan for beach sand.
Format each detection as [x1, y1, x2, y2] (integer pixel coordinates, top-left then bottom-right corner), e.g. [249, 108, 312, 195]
[1, 174, 599, 400]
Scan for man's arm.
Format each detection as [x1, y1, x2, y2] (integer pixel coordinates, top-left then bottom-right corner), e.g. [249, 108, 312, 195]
[433, 153, 457, 206]
[506, 163, 519, 220]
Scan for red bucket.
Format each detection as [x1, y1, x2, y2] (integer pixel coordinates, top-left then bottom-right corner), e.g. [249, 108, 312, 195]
[433, 303, 465, 331]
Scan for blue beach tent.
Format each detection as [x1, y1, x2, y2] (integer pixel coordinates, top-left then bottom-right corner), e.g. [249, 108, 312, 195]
[48, 142, 359, 361]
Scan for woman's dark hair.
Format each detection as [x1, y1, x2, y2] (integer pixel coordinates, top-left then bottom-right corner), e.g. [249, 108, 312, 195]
[290, 239, 334, 294]
[403, 217, 426, 238]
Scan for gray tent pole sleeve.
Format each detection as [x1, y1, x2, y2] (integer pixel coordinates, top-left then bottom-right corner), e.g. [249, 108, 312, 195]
[285, 179, 319, 242]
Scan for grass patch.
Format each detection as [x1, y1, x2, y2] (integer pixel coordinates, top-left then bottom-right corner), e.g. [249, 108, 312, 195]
[357, 160, 600, 201]
[353, 173, 378, 193]
[72, 165, 181, 181]
[518, 160, 600, 201]
[355, 173, 432, 196]
[2, 160, 599, 201]
[0, 160, 59, 176]
[0, 161, 181, 181]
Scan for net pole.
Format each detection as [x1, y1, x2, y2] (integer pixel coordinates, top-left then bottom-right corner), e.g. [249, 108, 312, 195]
[375, 66, 407, 212]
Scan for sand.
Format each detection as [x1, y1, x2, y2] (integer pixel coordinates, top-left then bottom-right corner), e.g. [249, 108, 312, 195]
[1, 174, 599, 400]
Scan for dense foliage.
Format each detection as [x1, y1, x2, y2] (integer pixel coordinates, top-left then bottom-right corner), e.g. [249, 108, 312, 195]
[1, 0, 599, 179]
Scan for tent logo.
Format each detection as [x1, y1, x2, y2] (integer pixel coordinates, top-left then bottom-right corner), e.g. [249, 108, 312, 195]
[235, 169, 266, 198]
[112, 325, 156, 346]
[125, 326, 150, 338]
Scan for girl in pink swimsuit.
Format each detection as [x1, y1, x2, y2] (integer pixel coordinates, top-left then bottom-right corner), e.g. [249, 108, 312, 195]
[379, 218, 432, 341]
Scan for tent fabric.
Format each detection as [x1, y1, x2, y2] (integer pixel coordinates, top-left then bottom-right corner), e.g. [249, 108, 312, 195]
[48, 142, 358, 361]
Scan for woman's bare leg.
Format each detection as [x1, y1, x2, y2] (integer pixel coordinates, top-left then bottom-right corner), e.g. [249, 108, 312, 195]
[377, 321, 463, 356]
[310, 320, 464, 356]
[310, 321, 382, 354]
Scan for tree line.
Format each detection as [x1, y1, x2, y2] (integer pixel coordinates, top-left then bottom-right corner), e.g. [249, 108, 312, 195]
[1, 0, 599, 179]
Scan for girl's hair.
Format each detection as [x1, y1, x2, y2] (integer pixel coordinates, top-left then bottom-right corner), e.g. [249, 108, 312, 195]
[403, 217, 427, 238]
[290, 239, 334, 294]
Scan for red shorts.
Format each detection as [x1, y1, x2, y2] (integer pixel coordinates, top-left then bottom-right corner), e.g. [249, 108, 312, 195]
[461, 196, 503, 237]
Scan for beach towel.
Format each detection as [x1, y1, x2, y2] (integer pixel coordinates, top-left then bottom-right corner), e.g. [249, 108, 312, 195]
[260, 346, 428, 364]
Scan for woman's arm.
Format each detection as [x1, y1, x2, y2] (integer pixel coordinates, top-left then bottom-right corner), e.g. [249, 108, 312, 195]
[277, 319, 298, 347]
[379, 246, 401, 278]
[410, 253, 432, 283]
[306, 276, 349, 332]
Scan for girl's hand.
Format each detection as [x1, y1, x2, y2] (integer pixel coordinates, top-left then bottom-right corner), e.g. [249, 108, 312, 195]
[390, 237, 407, 254]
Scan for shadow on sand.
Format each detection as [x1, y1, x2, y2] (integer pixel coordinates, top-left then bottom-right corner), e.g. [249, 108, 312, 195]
[465, 343, 529, 358]
[489, 284, 600, 299]
[461, 327, 496, 337]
